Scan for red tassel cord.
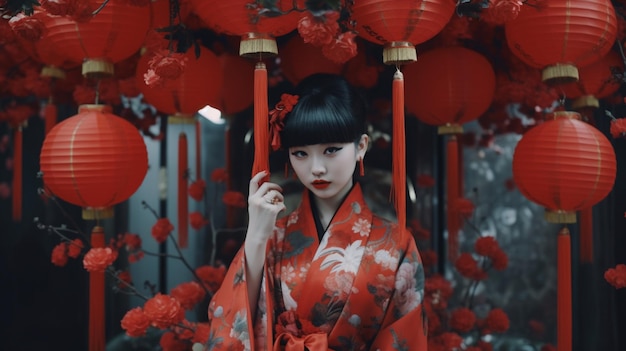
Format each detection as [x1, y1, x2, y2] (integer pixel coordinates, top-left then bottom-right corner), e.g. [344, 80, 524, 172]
[44, 101, 58, 136]
[391, 70, 406, 230]
[579, 207, 593, 263]
[89, 226, 106, 351]
[178, 133, 189, 248]
[12, 126, 23, 222]
[251, 62, 269, 181]
[195, 118, 202, 181]
[557, 227, 572, 351]
[447, 135, 460, 262]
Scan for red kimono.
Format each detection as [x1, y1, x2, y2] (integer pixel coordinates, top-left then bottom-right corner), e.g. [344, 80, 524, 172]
[207, 184, 427, 351]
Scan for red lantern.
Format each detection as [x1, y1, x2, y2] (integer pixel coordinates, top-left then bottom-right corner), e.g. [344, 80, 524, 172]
[405, 46, 496, 130]
[280, 34, 344, 86]
[137, 47, 223, 116]
[512, 111, 616, 351]
[505, 0, 617, 84]
[40, 104, 148, 217]
[43, 1, 151, 76]
[561, 50, 623, 109]
[405, 46, 495, 260]
[350, 0, 456, 63]
[513, 112, 616, 217]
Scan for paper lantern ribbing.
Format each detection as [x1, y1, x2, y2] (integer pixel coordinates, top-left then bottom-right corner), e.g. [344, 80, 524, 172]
[512, 111, 616, 222]
[40, 104, 149, 219]
[350, 0, 456, 63]
[43, 1, 151, 76]
[405, 46, 496, 132]
[505, 0, 617, 84]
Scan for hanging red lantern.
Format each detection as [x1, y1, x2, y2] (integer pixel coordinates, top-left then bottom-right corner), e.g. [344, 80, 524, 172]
[513, 112, 616, 219]
[40, 104, 149, 218]
[43, 1, 151, 77]
[280, 34, 344, 86]
[561, 50, 623, 109]
[137, 46, 223, 117]
[405, 45, 495, 260]
[512, 111, 616, 351]
[348, 0, 454, 233]
[505, 0, 617, 84]
[39, 104, 147, 351]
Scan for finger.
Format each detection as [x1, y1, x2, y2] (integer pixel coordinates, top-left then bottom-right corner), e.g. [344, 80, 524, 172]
[249, 170, 268, 195]
[256, 182, 283, 198]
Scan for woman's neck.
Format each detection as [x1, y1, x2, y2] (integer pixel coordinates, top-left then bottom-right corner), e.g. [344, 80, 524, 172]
[311, 181, 354, 228]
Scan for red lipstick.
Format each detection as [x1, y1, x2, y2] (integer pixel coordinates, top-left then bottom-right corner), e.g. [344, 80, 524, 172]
[312, 180, 330, 189]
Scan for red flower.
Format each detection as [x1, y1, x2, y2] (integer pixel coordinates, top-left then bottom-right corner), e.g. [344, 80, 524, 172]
[483, 0, 523, 25]
[453, 197, 475, 217]
[192, 323, 211, 344]
[528, 319, 546, 336]
[123, 233, 142, 251]
[121, 307, 151, 337]
[152, 218, 174, 244]
[455, 253, 485, 280]
[269, 93, 300, 150]
[322, 31, 358, 64]
[149, 49, 188, 81]
[51, 243, 68, 267]
[128, 251, 145, 263]
[143, 293, 184, 329]
[610, 118, 626, 138]
[144, 69, 164, 88]
[483, 308, 510, 334]
[195, 265, 227, 293]
[170, 281, 206, 310]
[67, 238, 84, 258]
[8, 14, 45, 41]
[190, 211, 209, 230]
[450, 307, 477, 333]
[40, 0, 73, 16]
[297, 11, 339, 47]
[477, 340, 493, 351]
[222, 191, 246, 208]
[474, 236, 500, 257]
[438, 332, 463, 349]
[188, 179, 206, 201]
[425, 274, 454, 301]
[604, 264, 626, 289]
[83, 247, 117, 272]
[160, 331, 189, 351]
[490, 249, 509, 271]
[211, 168, 228, 182]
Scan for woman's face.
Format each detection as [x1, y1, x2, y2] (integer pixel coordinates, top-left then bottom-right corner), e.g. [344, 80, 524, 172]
[288, 134, 368, 205]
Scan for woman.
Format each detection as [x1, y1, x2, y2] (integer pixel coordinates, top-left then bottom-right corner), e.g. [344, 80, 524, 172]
[207, 74, 427, 350]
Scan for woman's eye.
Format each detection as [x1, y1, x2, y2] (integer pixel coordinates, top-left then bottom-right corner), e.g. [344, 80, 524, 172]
[291, 150, 306, 158]
[325, 147, 342, 154]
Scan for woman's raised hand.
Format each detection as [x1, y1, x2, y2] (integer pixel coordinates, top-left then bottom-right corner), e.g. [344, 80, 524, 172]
[246, 170, 286, 245]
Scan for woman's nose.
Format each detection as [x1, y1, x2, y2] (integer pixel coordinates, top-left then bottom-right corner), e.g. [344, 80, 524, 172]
[311, 157, 326, 176]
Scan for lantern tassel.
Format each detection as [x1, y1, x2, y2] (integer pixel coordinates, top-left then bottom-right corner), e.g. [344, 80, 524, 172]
[251, 62, 269, 181]
[557, 227, 572, 351]
[89, 226, 106, 351]
[44, 101, 58, 136]
[447, 134, 460, 262]
[579, 207, 593, 263]
[195, 118, 202, 181]
[178, 132, 189, 248]
[12, 126, 23, 222]
[391, 70, 406, 230]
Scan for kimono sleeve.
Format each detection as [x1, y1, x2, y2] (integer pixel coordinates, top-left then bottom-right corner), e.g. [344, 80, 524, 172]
[369, 229, 427, 351]
[206, 247, 260, 351]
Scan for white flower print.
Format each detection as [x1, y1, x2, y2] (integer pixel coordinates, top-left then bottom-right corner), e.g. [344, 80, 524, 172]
[394, 262, 423, 316]
[281, 265, 297, 282]
[324, 271, 358, 299]
[374, 249, 399, 271]
[319, 240, 365, 274]
[352, 218, 371, 236]
[287, 211, 299, 226]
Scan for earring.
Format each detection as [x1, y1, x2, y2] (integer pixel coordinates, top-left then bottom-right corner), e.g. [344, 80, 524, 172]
[358, 157, 365, 176]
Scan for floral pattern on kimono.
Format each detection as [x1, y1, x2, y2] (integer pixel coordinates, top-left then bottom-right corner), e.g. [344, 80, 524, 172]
[207, 183, 427, 351]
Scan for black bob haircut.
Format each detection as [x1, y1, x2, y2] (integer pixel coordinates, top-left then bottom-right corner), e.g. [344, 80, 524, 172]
[279, 73, 368, 149]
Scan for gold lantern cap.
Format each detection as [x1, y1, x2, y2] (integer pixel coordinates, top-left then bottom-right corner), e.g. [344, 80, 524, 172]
[240, 32, 278, 58]
[542, 63, 578, 85]
[383, 41, 417, 65]
[545, 209, 576, 223]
